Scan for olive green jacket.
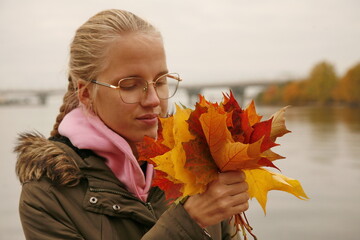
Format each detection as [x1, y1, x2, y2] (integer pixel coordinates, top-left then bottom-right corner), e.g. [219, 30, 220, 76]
[15, 133, 238, 240]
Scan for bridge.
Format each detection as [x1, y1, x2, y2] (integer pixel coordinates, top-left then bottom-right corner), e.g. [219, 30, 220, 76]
[0, 79, 287, 106]
[0, 89, 65, 105]
[180, 79, 287, 103]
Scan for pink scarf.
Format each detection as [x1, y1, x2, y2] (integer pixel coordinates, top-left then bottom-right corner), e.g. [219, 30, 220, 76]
[58, 107, 154, 202]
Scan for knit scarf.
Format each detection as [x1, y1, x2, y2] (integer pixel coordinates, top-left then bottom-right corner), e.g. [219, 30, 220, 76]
[58, 107, 154, 202]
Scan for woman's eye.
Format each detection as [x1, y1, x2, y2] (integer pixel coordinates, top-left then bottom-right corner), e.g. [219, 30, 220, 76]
[120, 79, 141, 90]
[155, 78, 168, 87]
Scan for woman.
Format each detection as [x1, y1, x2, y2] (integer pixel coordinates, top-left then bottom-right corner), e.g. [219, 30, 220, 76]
[15, 9, 249, 240]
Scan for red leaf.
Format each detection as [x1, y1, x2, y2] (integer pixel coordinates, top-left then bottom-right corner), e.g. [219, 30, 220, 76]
[187, 103, 208, 139]
[223, 91, 242, 111]
[250, 118, 278, 152]
[136, 136, 170, 164]
[152, 170, 182, 202]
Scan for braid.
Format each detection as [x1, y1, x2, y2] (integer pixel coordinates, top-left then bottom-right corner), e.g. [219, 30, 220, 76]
[50, 76, 79, 137]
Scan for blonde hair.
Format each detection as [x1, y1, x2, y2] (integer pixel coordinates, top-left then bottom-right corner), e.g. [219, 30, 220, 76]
[50, 9, 161, 137]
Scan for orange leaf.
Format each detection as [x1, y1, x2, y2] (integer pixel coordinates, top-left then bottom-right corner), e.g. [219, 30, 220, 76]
[199, 104, 261, 171]
[245, 100, 263, 126]
[261, 149, 285, 162]
[183, 139, 218, 185]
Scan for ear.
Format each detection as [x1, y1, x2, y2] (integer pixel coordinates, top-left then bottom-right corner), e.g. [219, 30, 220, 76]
[77, 79, 93, 108]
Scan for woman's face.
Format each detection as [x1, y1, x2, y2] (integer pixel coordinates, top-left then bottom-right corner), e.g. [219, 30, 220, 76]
[92, 33, 168, 145]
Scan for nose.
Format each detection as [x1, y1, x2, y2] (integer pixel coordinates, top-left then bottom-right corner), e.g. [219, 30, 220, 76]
[141, 82, 161, 107]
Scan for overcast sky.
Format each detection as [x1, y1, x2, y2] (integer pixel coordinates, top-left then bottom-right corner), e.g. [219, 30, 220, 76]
[0, 0, 359, 90]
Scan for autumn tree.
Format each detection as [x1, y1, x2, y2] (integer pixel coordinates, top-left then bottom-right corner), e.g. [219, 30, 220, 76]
[303, 61, 338, 104]
[257, 85, 284, 105]
[256, 61, 360, 107]
[334, 62, 360, 106]
[282, 80, 306, 105]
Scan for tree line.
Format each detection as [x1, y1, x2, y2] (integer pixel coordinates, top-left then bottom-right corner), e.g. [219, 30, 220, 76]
[256, 61, 360, 107]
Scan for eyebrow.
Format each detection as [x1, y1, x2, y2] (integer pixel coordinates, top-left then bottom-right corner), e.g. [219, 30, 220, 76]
[116, 70, 170, 82]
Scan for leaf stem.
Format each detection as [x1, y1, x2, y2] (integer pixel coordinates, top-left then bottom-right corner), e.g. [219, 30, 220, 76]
[231, 212, 258, 240]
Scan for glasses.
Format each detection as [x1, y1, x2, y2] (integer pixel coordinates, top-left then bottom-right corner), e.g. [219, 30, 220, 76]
[90, 72, 182, 104]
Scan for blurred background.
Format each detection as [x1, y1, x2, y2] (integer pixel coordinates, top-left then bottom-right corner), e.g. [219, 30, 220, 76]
[1, 0, 359, 239]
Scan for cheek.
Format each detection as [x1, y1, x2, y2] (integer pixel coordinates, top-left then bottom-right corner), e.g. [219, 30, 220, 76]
[160, 100, 168, 117]
[93, 92, 128, 128]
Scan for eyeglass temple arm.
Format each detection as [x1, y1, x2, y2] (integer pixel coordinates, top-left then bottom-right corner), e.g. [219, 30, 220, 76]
[90, 80, 119, 89]
[168, 75, 182, 82]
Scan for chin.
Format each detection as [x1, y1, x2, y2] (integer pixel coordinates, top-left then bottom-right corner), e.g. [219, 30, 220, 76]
[143, 129, 158, 140]
[130, 131, 157, 143]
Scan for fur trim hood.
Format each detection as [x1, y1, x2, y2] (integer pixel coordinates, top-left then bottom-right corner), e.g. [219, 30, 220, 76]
[14, 132, 82, 186]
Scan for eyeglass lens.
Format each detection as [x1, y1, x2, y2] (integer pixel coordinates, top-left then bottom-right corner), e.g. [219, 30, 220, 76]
[118, 73, 179, 103]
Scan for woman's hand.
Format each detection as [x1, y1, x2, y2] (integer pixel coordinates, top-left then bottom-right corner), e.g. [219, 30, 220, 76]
[183, 171, 249, 228]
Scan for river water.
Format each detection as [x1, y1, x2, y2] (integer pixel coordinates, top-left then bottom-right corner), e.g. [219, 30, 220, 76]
[1, 95, 359, 240]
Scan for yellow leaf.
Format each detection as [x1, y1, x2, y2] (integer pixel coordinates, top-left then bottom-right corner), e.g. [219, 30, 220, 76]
[160, 117, 174, 148]
[173, 104, 194, 144]
[154, 105, 202, 196]
[244, 168, 309, 214]
[152, 140, 203, 196]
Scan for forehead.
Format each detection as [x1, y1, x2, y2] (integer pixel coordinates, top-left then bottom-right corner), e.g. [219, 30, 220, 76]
[108, 33, 164, 59]
[99, 33, 166, 79]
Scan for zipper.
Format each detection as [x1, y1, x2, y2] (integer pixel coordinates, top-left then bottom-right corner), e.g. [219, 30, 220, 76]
[89, 187, 157, 218]
[145, 202, 156, 217]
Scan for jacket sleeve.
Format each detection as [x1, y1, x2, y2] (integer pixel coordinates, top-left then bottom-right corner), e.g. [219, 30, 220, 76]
[142, 203, 212, 240]
[19, 181, 84, 240]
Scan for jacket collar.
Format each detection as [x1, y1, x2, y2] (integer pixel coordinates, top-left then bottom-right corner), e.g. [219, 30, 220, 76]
[15, 132, 125, 188]
[54, 138, 127, 186]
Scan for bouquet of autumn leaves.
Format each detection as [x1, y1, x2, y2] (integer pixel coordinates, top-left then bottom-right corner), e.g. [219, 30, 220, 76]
[137, 92, 308, 239]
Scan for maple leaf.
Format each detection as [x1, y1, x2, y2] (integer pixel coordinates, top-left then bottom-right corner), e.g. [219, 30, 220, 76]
[183, 139, 218, 186]
[172, 105, 195, 143]
[223, 91, 241, 111]
[151, 105, 207, 196]
[152, 170, 182, 201]
[159, 116, 175, 149]
[261, 149, 285, 162]
[136, 136, 170, 164]
[225, 99, 265, 145]
[250, 118, 278, 152]
[187, 102, 208, 140]
[199, 104, 262, 171]
[245, 100, 263, 126]
[244, 168, 309, 214]
[270, 106, 291, 142]
[222, 92, 249, 142]
[136, 93, 307, 239]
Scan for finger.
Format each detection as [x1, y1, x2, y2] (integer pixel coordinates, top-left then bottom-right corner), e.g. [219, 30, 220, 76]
[230, 201, 249, 214]
[219, 171, 246, 185]
[230, 191, 250, 206]
[225, 181, 249, 196]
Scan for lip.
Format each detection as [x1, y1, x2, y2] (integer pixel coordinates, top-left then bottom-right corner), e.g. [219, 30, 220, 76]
[136, 113, 159, 126]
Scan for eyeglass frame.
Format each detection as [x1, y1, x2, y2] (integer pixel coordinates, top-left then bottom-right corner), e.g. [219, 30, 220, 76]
[90, 72, 182, 104]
